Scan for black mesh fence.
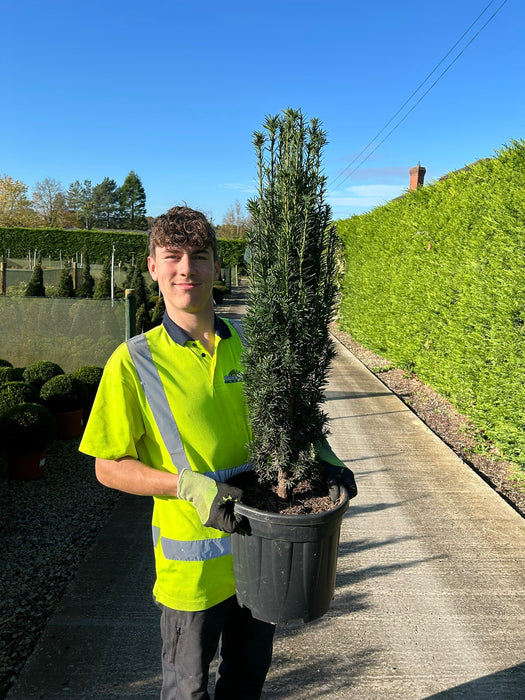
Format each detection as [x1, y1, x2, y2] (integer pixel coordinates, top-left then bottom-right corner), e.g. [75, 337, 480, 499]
[0, 297, 126, 372]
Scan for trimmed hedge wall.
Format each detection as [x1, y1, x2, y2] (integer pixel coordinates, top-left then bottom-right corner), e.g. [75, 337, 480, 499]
[217, 239, 247, 267]
[0, 226, 247, 267]
[337, 139, 525, 469]
[0, 227, 147, 264]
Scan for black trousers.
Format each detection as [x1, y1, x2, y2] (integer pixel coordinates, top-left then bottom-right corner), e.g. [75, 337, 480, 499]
[159, 596, 275, 700]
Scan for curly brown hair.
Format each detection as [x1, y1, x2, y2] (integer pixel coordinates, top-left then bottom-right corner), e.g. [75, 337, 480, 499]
[149, 206, 218, 259]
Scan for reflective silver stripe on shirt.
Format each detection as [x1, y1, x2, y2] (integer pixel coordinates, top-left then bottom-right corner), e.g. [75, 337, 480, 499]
[229, 318, 246, 346]
[152, 524, 160, 548]
[127, 333, 192, 471]
[152, 524, 231, 561]
[128, 332, 253, 563]
[161, 535, 231, 562]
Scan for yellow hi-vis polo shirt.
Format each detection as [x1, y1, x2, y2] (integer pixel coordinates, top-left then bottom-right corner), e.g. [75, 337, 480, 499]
[79, 314, 251, 611]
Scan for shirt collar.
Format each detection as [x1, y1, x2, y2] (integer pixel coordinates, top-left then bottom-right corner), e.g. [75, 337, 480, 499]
[162, 311, 232, 346]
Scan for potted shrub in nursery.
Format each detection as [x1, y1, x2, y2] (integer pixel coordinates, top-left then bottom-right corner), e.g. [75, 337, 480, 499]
[71, 365, 103, 420]
[40, 374, 87, 439]
[230, 109, 357, 624]
[0, 359, 25, 384]
[0, 402, 56, 479]
[0, 381, 41, 413]
[23, 361, 64, 391]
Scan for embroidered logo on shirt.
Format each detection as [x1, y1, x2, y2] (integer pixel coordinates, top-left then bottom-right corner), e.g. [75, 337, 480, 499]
[224, 369, 243, 384]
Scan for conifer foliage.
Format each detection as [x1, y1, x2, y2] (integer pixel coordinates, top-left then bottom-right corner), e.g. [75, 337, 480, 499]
[93, 257, 112, 299]
[57, 264, 76, 297]
[25, 256, 45, 297]
[77, 249, 95, 298]
[243, 109, 339, 498]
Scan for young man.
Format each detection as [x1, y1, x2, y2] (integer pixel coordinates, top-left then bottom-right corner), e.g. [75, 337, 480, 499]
[80, 205, 356, 699]
[79, 206, 275, 700]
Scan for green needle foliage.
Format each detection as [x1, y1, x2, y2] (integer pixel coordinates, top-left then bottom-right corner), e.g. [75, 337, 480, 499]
[25, 256, 45, 297]
[93, 256, 112, 299]
[243, 108, 338, 498]
[57, 265, 76, 298]
[337, 139, 525, 471]
[78, 248, 95, 298]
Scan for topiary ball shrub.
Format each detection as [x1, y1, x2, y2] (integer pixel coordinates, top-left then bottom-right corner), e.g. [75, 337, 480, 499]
[11, 368, 25, 382]
[0, 367, 19, 385]
[23, 361, 64, 390]
[0, 382, 40, 414]
[71, 366, 103, 404]
[0, 359, 13, 369]
[40, 374, 88, 413]
[0, 402, 56, 454]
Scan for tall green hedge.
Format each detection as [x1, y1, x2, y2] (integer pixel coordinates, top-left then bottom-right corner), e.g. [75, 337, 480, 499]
[0, 226, 247, 268]
[217, 239, 247, 267]
[0, 227, 147, 264]
[337, 139, 525, 469]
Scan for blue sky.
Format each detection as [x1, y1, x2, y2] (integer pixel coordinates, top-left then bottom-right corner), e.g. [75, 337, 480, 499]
[1, 0, 523, 224]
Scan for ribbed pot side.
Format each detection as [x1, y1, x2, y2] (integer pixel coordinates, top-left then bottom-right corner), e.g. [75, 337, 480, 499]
[232, 489, 349, 624]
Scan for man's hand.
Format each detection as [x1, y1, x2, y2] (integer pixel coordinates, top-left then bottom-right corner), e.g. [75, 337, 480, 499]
[315, 438, 358, 503]
[323, 461, 358, 502]
[177, 470, 244, 533]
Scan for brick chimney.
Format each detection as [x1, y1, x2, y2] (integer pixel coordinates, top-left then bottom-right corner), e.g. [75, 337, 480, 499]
[409, 164, 426, 190]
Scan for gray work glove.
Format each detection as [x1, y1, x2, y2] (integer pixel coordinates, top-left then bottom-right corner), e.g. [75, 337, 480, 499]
[177, 470, 244, 533]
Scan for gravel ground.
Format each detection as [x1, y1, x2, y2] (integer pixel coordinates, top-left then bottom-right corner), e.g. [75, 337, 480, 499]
[0, 438, 120, 698]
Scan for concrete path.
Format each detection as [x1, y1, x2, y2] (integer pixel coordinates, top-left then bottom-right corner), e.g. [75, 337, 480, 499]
[263, 339, 525, 699]
[7, 292, 525, 698]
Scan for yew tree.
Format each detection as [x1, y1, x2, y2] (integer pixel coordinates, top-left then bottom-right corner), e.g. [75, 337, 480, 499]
[242, 109, 339, 499]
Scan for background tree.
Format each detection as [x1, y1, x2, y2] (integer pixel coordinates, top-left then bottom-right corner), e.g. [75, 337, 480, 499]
[25, 256, 45, 296]
[123, 264, 135, 291]
[0, 174, 37, 227]
[131, 264, 148, 309]
[92, 178, 120, 229]
[78, 248, 95, 298]
[32, 178, 67, 227]
[67, 180, 94, 229]
[136, 303, 150, 334]
[150, 295, 165, 327]
[57, 264, 76, 297]
[93, 257, 112, 299]
[130, 262, 151, 331]
[120, 171, 147, 230]
[217, 200, 251, 239]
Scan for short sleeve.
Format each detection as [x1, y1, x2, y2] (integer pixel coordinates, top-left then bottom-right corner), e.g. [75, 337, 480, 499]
[79, 345, 145, 461]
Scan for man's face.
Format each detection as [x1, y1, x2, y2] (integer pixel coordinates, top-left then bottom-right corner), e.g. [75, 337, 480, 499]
[148, 244, 220, 318]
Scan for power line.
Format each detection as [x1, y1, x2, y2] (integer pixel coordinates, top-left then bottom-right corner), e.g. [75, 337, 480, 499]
[330, 0, 508, 192]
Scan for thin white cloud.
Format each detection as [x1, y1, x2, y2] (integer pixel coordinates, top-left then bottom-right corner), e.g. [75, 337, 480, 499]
[221, 183, 256, 194]
[328, 184, 405, 209]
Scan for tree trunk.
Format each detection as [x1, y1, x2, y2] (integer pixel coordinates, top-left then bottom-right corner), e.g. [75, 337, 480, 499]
[277, 468, 289, 500]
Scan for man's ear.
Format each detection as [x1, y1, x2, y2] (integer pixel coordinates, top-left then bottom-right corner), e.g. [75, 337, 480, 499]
[214, 258, 221, 280]
[148, 255, 157, 280]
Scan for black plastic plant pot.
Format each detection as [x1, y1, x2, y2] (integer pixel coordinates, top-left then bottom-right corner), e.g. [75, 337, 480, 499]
[231, 488, 349, 624]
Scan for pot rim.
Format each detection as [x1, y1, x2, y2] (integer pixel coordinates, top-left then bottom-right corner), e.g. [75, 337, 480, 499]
[233, 485, 350, 527]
